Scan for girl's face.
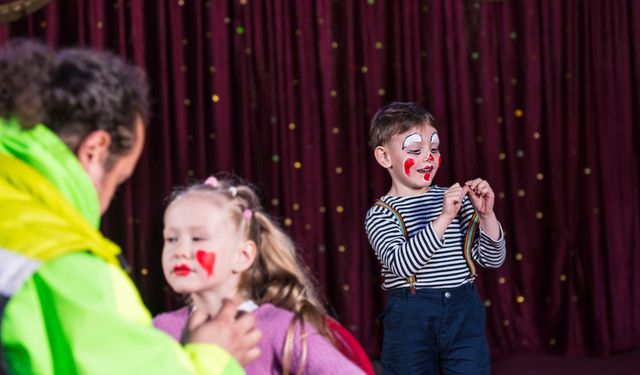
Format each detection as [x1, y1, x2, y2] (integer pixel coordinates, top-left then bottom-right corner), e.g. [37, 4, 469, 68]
[162, 195, 245, 296]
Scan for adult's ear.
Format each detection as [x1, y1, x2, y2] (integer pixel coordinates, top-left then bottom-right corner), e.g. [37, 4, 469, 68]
[76, 130, 112, 175]
[233, 240, 257, 273]
[374, 145, 393, 169]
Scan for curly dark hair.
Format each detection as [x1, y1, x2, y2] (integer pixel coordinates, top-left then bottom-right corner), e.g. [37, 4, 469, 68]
[0, 39, 150, 158]
[0, 38, 56, 128]
[44, 47, 150, 157]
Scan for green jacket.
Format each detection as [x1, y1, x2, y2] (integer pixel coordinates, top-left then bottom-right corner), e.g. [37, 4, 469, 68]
[0, 118, 243, 375]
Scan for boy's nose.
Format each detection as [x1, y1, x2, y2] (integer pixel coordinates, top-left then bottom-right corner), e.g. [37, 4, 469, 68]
[425, 153, 435, 162]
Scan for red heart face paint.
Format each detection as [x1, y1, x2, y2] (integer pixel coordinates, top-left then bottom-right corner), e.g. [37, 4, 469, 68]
[195, 250, 216, 277]
[403, 157, 415, 176]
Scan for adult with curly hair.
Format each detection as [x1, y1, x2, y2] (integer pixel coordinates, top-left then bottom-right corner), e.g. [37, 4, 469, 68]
[0, 39, 261, 375]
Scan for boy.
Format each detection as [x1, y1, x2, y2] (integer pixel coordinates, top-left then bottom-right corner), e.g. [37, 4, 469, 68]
[365, 102, 506, 374]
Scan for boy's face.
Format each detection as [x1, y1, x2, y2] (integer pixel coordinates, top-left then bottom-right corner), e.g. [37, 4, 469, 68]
[377, 124, 442, 191]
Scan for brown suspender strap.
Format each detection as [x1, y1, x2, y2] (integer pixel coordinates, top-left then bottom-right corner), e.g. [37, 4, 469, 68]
[374, 200, 408, 239]
[374, 199, 481, 291]
[374, 200, 417, 294]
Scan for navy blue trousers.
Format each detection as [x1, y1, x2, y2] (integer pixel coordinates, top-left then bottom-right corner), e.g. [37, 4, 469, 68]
[380, 283, 490, 375]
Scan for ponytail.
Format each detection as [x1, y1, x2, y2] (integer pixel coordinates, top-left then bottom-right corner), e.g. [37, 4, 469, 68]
[241, 211, 333, 375]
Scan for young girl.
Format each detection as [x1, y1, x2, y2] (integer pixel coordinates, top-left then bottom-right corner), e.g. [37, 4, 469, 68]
[154, 176, 366, 375]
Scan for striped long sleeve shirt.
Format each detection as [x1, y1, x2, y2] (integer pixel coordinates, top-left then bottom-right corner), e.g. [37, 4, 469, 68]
[365, 186, 507, 290]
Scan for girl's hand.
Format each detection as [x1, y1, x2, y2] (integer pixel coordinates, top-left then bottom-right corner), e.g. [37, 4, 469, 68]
[464, 178, 495, 218]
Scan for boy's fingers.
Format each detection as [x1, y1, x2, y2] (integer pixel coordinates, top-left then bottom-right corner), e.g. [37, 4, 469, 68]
[465, 178, 483, 190]
[476, 180, 489, 190]
[445, 191, 459, 202]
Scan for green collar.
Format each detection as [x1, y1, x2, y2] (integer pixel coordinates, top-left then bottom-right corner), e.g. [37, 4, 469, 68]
[0, 117, 101, 228]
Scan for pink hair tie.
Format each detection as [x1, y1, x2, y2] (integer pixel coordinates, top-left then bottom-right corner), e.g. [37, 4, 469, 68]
[204, 176, 219, 188]
[243, 208, 253, 220]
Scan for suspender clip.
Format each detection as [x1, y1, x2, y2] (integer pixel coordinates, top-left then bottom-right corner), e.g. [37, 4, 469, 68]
[407, 275, 417, 295]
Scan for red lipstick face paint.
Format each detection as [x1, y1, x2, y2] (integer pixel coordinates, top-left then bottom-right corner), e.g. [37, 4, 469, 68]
[195, 250, 216, 277]
[427, 153, 434, 162]
[404, 157, 415, 176]
[173, 264, 191, 276]
[424, 173, 431, 182]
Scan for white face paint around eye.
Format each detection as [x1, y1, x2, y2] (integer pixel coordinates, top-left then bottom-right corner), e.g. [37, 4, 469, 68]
[402, 133, 423, 150]
[430, 132, 440, 145]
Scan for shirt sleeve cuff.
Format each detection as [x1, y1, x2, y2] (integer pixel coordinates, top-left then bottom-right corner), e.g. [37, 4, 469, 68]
[479, 222, 505, 244]
[184, 343, 244, 375]
[426, 221, 446, 248]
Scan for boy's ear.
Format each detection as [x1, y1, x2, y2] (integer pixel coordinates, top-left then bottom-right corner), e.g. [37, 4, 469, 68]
[233, 240, 257, 273]
[374, 145, 393, 169]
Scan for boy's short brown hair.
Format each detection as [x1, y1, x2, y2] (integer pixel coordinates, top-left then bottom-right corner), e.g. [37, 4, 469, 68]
[369, 102, 436, 148]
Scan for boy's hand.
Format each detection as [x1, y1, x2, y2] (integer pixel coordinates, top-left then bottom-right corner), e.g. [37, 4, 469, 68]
[185, 299, 262, 366]
[442, 182, 469, 220]
[432, 182, 469, 240]
[464, 178, 495, 217]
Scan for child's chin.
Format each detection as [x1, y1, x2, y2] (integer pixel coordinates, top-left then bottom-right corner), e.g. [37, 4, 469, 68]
[408, 182, 432, 190]
[170, 284, 195, 294]
[425, 180, 434, 186]
[416, 179, 433, 187]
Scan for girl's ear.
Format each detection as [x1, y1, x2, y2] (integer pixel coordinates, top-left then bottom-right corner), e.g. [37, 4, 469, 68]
[374, 146, 393, 169]
[233, 240, 257, 273]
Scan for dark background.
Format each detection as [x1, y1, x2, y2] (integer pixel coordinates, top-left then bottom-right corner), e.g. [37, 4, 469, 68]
[2, 0, 639, 359]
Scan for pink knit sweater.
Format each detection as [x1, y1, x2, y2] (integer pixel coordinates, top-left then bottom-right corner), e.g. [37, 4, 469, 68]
[153, 303, 365, 374]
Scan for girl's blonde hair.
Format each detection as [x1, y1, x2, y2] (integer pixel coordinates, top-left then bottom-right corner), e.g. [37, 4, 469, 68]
[168, 176, 334, 374]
